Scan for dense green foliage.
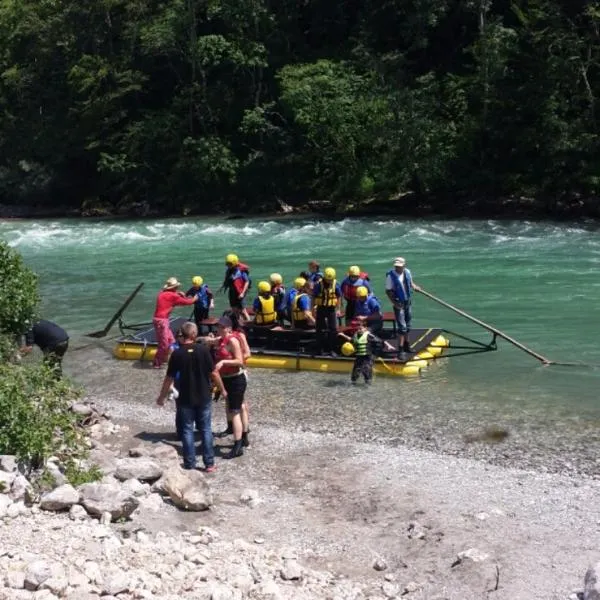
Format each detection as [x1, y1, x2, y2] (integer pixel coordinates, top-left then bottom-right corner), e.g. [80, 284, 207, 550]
[0, 364, 82, 466]
[0, 244, 98, 482]
[0, 0, 599, 213]
[0, 241, 39, 356]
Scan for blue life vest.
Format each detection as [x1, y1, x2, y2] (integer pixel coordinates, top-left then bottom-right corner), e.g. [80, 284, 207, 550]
[355, 295, 381, 317]
[285, 288, 298, 313]
[386, 269, 412, 302]
[195, 285, 210, 309]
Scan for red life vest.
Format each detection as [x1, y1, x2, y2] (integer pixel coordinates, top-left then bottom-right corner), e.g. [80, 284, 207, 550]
[215, 335, 241, 376]
[230, 262, 251, 295]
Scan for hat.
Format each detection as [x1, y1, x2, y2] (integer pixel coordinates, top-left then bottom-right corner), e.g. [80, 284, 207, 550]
[217, 316, 232, 328]
[163, 277, 181, 290]
[393, 257, 406, 267]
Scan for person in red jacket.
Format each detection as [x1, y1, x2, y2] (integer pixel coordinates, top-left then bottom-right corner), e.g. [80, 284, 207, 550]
[153, 277, 197, 368]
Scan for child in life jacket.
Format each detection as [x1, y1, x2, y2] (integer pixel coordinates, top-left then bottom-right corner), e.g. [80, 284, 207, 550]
[338, 317, 394, 384]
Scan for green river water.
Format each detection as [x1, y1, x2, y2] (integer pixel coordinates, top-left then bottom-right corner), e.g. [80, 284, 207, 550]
[2, 216, 600, 470]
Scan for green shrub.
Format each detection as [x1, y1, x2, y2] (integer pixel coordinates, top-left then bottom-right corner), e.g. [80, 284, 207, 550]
[0, 363, 86, 467]
[0, 241, 39, 344]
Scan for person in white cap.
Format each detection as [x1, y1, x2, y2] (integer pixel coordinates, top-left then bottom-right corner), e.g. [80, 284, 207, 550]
[385, 257, 421, 359]
[152, 277, 198, 369]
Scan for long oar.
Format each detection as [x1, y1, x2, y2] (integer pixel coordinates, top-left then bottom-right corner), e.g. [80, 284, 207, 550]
[85, 282, 145, 338]
[416, 287, 554, 365]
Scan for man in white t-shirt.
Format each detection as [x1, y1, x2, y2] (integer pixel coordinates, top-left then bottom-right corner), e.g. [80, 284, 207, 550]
[385, 257, 421, 359]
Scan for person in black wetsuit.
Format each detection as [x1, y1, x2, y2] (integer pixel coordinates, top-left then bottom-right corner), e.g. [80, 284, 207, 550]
[20, 320, 69, 377]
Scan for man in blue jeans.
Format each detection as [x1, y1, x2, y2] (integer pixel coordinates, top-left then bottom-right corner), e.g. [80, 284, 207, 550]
[156, 322, 227, 473]
[385, 257, 421, 360]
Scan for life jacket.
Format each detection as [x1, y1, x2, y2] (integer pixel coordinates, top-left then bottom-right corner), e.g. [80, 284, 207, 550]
[285, 288, 298, 313]
[215, 335, 242, 376]
[292, 293, 309, 323]
[353, 330, 371, 356]
[195, 284, 210, 309]
[314, 280, 338, 307]
[228, 262, 252, 295]
[341, 276, 369, 301]
[355, 295, 381, 317]
[271, 284, 286, 312]
[386, 269, 412, 302]
[255, 295, 276, 325]
[360, 271, 370, 281]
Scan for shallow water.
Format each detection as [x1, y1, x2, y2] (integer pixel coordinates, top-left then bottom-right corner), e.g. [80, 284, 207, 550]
[3, 216, 600, 472]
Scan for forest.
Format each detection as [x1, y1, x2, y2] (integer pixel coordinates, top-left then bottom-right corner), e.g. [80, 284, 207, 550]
[0, 0, 599, 216]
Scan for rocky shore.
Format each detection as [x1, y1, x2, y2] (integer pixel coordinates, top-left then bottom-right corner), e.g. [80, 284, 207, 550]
[1, 387, 600, 600]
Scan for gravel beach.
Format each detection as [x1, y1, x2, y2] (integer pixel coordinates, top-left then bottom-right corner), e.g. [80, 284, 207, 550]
[3, 341, 597, 599]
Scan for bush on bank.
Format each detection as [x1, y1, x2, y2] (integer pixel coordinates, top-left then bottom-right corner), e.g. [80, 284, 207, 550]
[0, 241, 99, 482]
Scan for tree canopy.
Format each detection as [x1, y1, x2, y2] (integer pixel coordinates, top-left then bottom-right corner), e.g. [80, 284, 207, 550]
[0, 0, 599, 215]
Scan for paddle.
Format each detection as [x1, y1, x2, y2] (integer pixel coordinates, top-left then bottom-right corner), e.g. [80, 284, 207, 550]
[416, 287, 555, 365]
[85, 282, 145, 338]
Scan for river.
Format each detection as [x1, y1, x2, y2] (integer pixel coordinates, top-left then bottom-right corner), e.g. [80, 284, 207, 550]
[2, 216, 600, 474]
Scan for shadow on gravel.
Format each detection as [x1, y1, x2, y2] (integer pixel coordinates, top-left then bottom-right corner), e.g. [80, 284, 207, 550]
[134, 430, 234, 459]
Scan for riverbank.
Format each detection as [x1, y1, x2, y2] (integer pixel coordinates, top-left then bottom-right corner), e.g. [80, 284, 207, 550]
[2, 191, 600, 221]
[23, 341, 593, 599]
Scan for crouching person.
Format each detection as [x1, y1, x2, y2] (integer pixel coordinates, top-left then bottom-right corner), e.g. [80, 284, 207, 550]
[156, 322, 226, 473]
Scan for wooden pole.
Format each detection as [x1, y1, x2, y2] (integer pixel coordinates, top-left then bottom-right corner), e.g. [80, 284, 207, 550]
[416, 288, 553, 365]
[85, 282, 145, 338]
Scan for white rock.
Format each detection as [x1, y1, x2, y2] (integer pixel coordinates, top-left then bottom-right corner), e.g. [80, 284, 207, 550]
[39, 576, 68, 596]
[239, 489, 260, 508]
[99, 511, 112, 525]
[162, 467, 213, 511]
[121, 478, 150, 497]
[585, 562, 600, 600]
[5, 569, 26, 589]
[0, 455, 18, 472]
[40, 485, 79, 511]
[69, 505, 88, 521]
[0, 470, 16, 492]
[136, 493, 165, 512]
[82, 561, 103, 585]
[7, 501, 27, 518]
[403, 581, 422, 594]
[88, 446, 117, 476]
[0, 494, 13, 518]
[101, 570, 129, 596]
[24, 560, 54, 590]
[280, 559, 302, 581]
[10, 475, 33, 503]
[196, 526, 220, 544]
[115, 458, 163, 483]
[373, 558, 387, 571]
[70, 403, 94, 417]
[33, 590, 59, 599]
[79, 483, 139, 520]
[456, 548, 490, 563]
[249, 580, 283, 599]
[207, 583, 240, 600]
[45, 463, 67, 488]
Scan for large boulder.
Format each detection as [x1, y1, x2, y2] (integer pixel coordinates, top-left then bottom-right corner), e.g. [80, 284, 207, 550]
[128, 443, 179, 463]
[162, 466, 213, 511]
[114, 458, 163, 482]
[40, 484, 80, 511]
[79, 483, 139, 520]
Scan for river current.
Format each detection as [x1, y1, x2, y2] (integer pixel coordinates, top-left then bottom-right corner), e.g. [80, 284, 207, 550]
[2, 216, 600, 469]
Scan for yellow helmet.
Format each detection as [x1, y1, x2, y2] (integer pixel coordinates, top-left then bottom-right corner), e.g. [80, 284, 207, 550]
[324, 267, 336, 281]
[348, 265, 360, 277]
[356, 286, 369, 298]
[192, 276, 203, 286]
[294, 277, 307, 289]
[258, 281, 271, 294]
[270, 272, 283, 285]
[225, 253, 239, 266]
[341, 342, 355, 356]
